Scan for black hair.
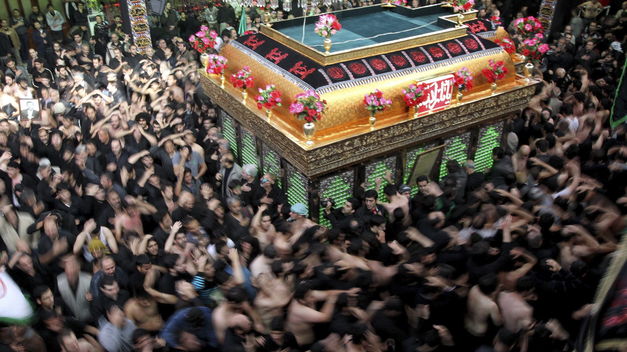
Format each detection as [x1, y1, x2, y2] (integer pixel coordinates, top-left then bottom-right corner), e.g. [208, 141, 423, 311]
[346, 197, 360, 211]
[368, 214, 386, 228]
[478, 273, 498, 295]
[383, 184, 397, 197]
[185, 307, 206, 327]
[99, 275, 117, 289]
[224, 286, 247, 303]
[263, 244, 277, 259]
[135, 254, 150, 266]
[535, 139, 549, 152]
[294, 282, 313, 300]
[364, 189, 378, 200]
[515, 276, 535, 293]
[33, 285, 51, 300]
[162, 253, 180, 269]
[104, 300, 121, 316]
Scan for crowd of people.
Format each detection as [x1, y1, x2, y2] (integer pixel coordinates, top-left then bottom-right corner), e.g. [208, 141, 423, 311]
[0, 0, 625, 351]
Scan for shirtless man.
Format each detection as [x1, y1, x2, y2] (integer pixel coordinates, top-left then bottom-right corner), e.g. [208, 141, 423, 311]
[124, 290, 164, 332]
[286, 283, 356, 347]
[287, 203, 316, 245]
[497, 276, 535, 333]
[164, 221, 185, 255]
[251, 204, 276, 249]
[380, 184, 410, 226]
[253, 267, 293, 328]
[212, 286, 263, 344]
[498, 247, 537, 291]
[465, 273, 503, 339]
[249, 245, 277, 279]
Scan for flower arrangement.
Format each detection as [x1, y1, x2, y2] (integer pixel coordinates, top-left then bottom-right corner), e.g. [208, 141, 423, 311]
[393, 0, 408, 5]
[402, 83, 428, 107]
[314, 14, 342, 38]
[512, 16, 543, 38]
[206, 54, 227, 75]
[290, 90, 327, 123]
[490, 15, 502, 27]
[230, 66, 254, 89]
[481, 59, 508, 83]
[453, 67, 474, 92]
[364, 90, 392, 114]
[451, 0, 474, 12]
[494, 37, 516, 55]
[188, 25, 218, 54]
[256, 85, 282, 110]
[518, 33, 550, 61]
[86, 0, 102, 12]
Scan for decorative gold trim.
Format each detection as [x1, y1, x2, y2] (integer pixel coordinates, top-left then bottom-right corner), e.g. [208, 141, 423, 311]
[202, 72, 539, 177]
[259, 6, 475, 65]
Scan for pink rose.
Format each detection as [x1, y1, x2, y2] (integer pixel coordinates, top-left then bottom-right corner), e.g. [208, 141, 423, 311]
[290, 102, 304, 114]
[524, 24, 533, 31]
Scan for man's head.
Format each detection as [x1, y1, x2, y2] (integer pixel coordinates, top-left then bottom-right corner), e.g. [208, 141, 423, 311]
[342, 198, 360, 215]
[478, 273, 498, 296]
[62, 255, 80, 281]
[224, 286, 247, 310]
[101, 256, 117, 276]
[294, 282, 316, 305]
[99, 275, 120, 299]
[105, 302, 125, 325]
[364, 189, 378, 210]
[34, 285, 54, 310]
[290, 203, 308, 220]
[260, 211, 272, 231]
[135, 254, 152, 274]
[242, 164, 258, 180]
[174, 231, 187, 248]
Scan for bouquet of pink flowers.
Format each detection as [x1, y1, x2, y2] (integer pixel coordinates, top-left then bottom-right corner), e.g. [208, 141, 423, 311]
[256, 85, 282, 110]
[290, 90, 327, 123]
[364, 90, 392, 113]
[481, 59, 507, 83]
[453, 67, 473, 92]
[314, 14, 342, 38]
[512, 16, 543, 38]
[518, 33, 550, 61]
[402, 83, 428, 107]
[230, 66, 254, 89]
[188, 25, 218, 54]
[494, 37, 516, 55]
[394, 0, 408, 5]
[206, 55, 227, 75]
[452, 0, 474, 12]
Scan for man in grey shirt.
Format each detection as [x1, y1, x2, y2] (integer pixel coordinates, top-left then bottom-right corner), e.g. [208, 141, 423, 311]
[99, 303, 136, 352]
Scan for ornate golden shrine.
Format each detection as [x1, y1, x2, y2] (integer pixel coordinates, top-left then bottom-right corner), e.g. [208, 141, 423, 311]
[201, 4, 538, 178]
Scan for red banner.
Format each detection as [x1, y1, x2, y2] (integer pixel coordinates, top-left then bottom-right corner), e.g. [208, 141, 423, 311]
[416, 74, 454, 115]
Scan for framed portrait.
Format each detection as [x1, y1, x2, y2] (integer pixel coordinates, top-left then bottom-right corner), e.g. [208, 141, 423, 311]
[19, 98, 40, 120]
[408, 144, 446, 187]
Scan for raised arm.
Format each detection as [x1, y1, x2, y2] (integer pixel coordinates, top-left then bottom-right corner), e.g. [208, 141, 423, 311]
[164, 221, 183, 253]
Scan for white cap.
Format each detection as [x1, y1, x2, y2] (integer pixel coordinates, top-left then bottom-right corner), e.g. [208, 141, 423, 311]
[52, 102, 66, 115]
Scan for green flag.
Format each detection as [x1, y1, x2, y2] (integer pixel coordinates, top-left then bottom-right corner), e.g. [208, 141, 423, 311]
[238, 7, 247, 35]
